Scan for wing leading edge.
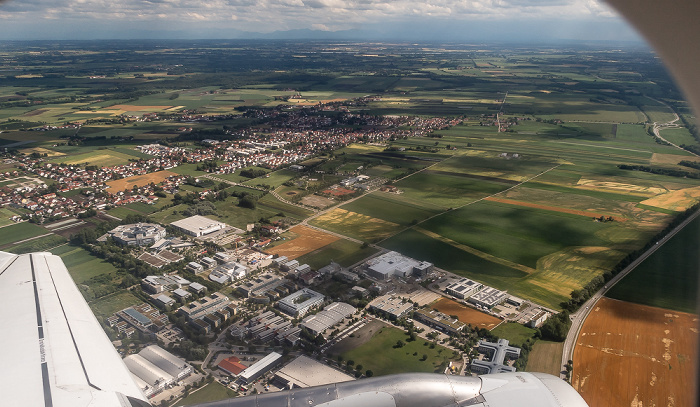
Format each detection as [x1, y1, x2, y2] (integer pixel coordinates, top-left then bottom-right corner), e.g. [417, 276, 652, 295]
[0, 251, 149, 407]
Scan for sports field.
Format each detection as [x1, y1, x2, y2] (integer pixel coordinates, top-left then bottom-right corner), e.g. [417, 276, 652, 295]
[525, 341, 564, 376]
[573, 298, 697, 407]
[431, 298, 501, 330]
[265, 225, 340, 259]
[105, 170, 178, 192]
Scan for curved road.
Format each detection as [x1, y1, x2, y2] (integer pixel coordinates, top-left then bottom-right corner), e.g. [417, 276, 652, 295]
[561, 207, 700, 378]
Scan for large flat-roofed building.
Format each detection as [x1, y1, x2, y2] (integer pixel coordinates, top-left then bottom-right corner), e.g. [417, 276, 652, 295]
[141, 274, 191, 294]
[273, 355, 354, 389]
[138, 345, 192, 381]
[239, 352, 283, 384]
[445, 278, 483, 299]
[124, 355, 174, 394]
[106, 223, 167, 246]
[368, 295, 413, 320]
[413, 308, 466, 335]
[470, 339, 521, 375]
[177, 292, 230, 321]
[364, 251, 433, 281]
[468, 286, 508, 309]
[171, 215, 228, 237]
[300, 302, 356, 336]
[277, 288, 325, 317]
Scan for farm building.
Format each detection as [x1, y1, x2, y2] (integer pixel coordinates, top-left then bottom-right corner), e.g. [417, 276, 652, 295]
[369, 295, 413, 320]
[445, 278, 483, 299]
[273, 355, 354, 389]
[299, 302, 356, 336]
[104, 223, 167, 246]
[470, 339, 520, 374]
[239, 352, 283, 384]
[468, 286, 508, 309]
[170, 215, 228, 237]
[277, 288, 325, 317]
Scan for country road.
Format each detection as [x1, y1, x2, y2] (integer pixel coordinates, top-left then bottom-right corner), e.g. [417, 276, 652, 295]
[560, 207, 700, 378]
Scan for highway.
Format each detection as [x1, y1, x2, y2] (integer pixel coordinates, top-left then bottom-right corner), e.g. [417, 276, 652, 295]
[560, 207, 700, 378]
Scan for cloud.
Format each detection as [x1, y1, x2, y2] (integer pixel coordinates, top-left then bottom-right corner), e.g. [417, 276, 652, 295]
[0, 0, 634, 40]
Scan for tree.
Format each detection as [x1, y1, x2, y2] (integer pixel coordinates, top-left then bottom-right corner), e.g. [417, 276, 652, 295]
[394, 340, 405, 348]
[365, 370, 374, 377]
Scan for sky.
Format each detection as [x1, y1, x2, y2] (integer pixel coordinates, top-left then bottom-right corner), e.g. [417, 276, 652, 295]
[0, 0, 644, 43]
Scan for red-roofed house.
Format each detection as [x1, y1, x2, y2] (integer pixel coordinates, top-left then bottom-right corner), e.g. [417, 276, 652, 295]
[218, 356, 247, 376]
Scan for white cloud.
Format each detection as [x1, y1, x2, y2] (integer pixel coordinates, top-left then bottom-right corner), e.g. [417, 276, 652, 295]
[0, 0, 628, 37]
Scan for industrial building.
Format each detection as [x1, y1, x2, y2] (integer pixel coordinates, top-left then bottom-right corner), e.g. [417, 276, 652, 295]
[201, 256, 217, 269]
[236, 274, 290, 298]
[124, 346, 192, 397]
[527, 309, 551, 328]
[413, 308, 466, 335]
[104, 223, 167, 246]
[468, 286, 509, 309]
[300, 302, 356, 336]
[218, 356, 248, 376]
[209, 261, 248, 284]
[170, 215, 228, 237]
[186, 262, 204, 274]
[155, 294, 175, 310]
[177, 292, 230, 321]
[277, 288, 325, 317]
[141, 274, 191, 294]
[470, 339, 521, 374]
[239, 352, 283, 384]
[445, 278, 483, 299]
[109, 303, 169, 337]
[273, 355, 354, 389]
[368, 295, 413, 320]
[364, 251, 433, 281]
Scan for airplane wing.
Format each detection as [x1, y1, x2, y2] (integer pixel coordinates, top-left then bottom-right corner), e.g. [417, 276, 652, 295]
[0, 251, 149, 407]
[0, 250, 588, 407]
[196, 371, 588, 407]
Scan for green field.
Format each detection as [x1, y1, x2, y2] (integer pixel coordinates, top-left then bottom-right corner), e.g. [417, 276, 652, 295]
[88, 290, 142, 319]
[51, 245, 118, 283]
[296, 239, 379, 269]
[7, 234, 67, 254]
[490, 322, 536, 347]
[0, 207, 18, 227]
[393, 172, 509, 209]
[340, 193, 441, 225]
[526, 341, 564, 375]
[175, 382, 238, 406]
[419, 201, 614, 268]
[341, 326, 459, 376]
[606, 216, 700, 313]
[0, 222, 48, 246]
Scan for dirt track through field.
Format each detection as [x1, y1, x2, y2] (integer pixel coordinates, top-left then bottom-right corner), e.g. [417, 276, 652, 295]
[573, 297, 698, 407]
[484, 197, 627, 221]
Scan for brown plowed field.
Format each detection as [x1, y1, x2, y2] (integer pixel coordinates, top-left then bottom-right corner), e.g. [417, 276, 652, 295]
[573, 297, 698, 407]
[105, 170, 178, 192]
[485, 197, 626, 221]
[431, 297, 501, 330]
[265, 225, 339, 259]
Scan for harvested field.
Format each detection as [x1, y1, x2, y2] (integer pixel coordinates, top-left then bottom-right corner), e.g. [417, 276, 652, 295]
[108, 104, 174, 111]
[638, 185, 700, 212]
[311, 208, 401, 242]
[650, 153, 700, 166]
[484, 197, 627, 221]
[431, 297, 501, 330]
[105, 170, 178, 192]
[265, 225, 339, 259]
[576, 178, 666, 196]
[573, 297, 698, 407]
[19, 147, 64, 157]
